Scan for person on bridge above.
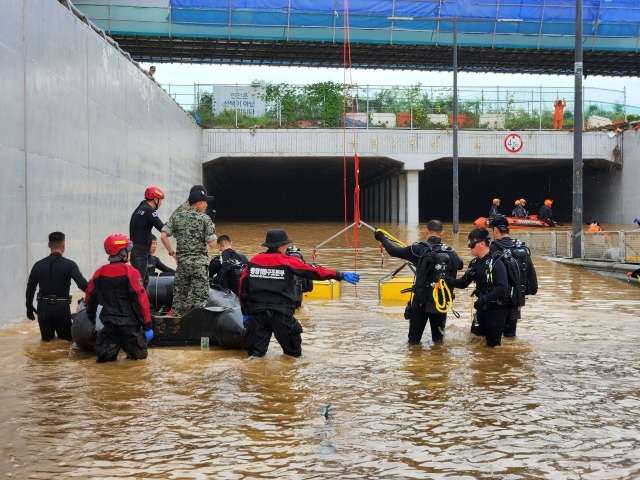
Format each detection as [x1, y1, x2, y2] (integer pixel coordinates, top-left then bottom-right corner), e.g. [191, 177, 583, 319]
[129, 186, 166, 287]
[147, 235, 174, 276]
[538, 199, 556, 226]
[443, 228, 509, 347]
[148, 65, 156, 78]
[209, 235, 248, 294]
[488, 215, 538, 338]
[25, 232, 88, 342]
[554, 98, 566, 130]
[489, 198, 502, 218]
[161, 189, 216, 318]
[239, 229, 359, 358]
[587, 219, 603, 232]
[374, 220, 463, 345]
[85, 234, 153, 363]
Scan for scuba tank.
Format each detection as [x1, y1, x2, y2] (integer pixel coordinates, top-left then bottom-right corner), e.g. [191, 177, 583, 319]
[286, 246, 313, 308]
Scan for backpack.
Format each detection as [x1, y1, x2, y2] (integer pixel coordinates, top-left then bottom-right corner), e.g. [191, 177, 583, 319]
[413, 242, 458, 310]
[217, 258, 245, 293]
[489, 250, 524, 308]
[495, 239, 537, 302]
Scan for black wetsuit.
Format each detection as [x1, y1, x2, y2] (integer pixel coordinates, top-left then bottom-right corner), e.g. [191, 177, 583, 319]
[129, 201, 164, 285]
[209, 249, 248, 294]
[512, 205, 527, 218]
[147, 255, 174, 275]
[490, 237, 538, 337]
[378, 236, 463, 344]
[451, 253, 509, 347]
[489, 205, 502, 218]
[25, 253, 88, 341]
[538, 205, 555, 226]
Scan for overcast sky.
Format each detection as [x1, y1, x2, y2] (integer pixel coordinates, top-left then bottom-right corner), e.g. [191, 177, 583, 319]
[141, 62, 640, 108]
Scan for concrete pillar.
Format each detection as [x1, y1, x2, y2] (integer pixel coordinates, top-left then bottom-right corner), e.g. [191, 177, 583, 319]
[406, 170, 420, 225]
[374, 183, 381, 222]
[398, 173, 407, 224]
[363, 187, 368, 221]
[384, 178, 390, 222]
[390, 175, 398, 223]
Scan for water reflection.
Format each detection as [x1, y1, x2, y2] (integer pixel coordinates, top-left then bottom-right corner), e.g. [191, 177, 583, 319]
[1, 222, 640, 478]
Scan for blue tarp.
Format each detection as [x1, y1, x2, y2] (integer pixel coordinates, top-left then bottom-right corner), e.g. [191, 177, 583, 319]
[85, 0, 640, 51]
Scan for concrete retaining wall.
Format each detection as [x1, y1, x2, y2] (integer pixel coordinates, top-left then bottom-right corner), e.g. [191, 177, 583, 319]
[584, 129, 639, 225]
[0, 0, 202, 328]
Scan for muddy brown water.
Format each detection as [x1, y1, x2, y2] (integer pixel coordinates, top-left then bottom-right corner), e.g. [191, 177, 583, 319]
[2, 222, 640, 479]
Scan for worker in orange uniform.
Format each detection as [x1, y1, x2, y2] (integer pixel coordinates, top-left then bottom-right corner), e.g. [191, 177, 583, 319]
[553, 98, 566, 130]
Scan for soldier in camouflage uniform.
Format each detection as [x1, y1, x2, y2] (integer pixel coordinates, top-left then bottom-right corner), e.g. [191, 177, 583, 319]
[160, 189, 216, 317]
[166, 185, 210, 225]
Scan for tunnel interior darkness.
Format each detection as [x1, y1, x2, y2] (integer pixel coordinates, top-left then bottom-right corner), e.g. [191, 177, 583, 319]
[203, 156, 612, 223]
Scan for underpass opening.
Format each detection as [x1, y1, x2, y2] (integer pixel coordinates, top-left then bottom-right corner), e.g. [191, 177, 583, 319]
[419, 157, 614, 225]
[203, 156, 403, 222]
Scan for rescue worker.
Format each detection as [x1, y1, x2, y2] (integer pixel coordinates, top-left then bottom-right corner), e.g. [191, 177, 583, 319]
[129, 186, 166, 286]
[25, 232, 88, 341]
[239, 229, 360, 358]
[374, 220, 463, 345]
[488, 216, 538, 337]
[587, 219, 603, 232]
[443, 228, 509, 347]
[160, 188, 216, 317]
[85, 234, 153, 362]
[538, 199, 556, 226]
[520, 199, 529, 217]
[147, 235, 174, 275]
[512, 200, 528, 218]
[168, 185, 211, 222]
[553, 98, 566, 130]
[489, 198, 501, 218]
[209, 235, 248, 294]
[628, 268, 640, 280]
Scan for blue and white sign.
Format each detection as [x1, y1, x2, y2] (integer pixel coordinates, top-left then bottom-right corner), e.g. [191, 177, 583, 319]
[212, 86, 266, 117]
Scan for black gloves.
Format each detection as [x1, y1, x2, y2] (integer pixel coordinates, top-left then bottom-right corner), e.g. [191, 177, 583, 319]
[374, 229, 385, 242]
[473, 295, 488, 311]
[26, 304, 36, 321]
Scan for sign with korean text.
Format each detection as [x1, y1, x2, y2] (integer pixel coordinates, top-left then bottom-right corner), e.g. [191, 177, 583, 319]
[212, 86, 266, 117]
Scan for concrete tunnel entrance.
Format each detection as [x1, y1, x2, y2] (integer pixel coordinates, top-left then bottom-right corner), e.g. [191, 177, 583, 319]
[203, 156, 613, 223]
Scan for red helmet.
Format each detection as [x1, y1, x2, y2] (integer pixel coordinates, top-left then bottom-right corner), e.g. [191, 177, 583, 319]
[104, 233, 132, 256]
[144, 186, 165, 200]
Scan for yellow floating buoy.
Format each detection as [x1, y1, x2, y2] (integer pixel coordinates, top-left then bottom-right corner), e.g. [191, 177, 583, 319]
[304, 280, 340, 300]
[379, 276, 413, 302]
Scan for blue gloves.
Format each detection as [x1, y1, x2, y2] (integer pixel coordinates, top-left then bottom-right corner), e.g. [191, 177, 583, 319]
[144, 329, 154, 343]
[342, 272, 360, 285]
[242, 315, 250, 325]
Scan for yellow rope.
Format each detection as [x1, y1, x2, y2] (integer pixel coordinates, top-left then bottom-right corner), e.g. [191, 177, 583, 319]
[375, 229, 407, 247]
[432, 278, 453, 313]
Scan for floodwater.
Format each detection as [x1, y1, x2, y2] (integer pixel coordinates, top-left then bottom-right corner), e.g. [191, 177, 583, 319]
[2, 222, 640, 479]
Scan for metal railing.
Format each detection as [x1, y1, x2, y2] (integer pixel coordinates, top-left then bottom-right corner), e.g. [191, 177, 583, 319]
[524, 231, 640, 263]
[161, 83, 639, 130]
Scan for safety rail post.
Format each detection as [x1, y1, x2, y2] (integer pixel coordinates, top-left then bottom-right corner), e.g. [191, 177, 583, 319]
[620, 231, 627, 263]
[193, 84, 197, 112]
[235, 84, 238, 128]
[551, 232, 557, 257]
[580, 232, 585, 259]
[566, 232, 572, 258]
[410, 105, 413, 130]
[539, 86, 543, 130]
[366, 85, 370, 130]
[525, 232, 531, 247]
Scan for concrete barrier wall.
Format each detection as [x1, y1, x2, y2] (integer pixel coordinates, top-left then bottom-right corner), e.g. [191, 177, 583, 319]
[585, 129, 639, 225]
[0, 0, 202, 328]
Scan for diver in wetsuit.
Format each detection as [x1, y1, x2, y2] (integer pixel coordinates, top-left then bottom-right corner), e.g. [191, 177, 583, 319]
[444, 228, 509, 347]
[488, 216, 538, 337]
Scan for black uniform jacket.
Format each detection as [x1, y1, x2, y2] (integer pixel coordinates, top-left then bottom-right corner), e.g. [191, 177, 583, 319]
[26, 253, 88, 305]
[451, 253, 508, 304]
[239, 250, 343, 317]
[129, 201, 164, 250]
[378, 235, 463, 271]
[85, 262, 152, 330]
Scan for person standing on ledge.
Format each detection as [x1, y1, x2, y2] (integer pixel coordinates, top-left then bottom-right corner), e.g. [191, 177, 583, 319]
[239, 229, 360, 358]
[25, 232, 88, 341]
[553, 98, 566, 130]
